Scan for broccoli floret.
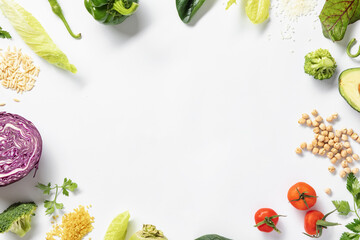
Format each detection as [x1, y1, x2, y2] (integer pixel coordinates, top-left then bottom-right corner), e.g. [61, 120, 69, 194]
[0, 202, 37, 237]
[304, 48, 337, 80]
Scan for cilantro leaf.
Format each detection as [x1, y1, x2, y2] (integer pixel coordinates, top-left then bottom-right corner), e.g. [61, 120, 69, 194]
[0, 27, 11, 39]
[347, 219, 360, 233]
[340, 232, 360, 240]
[333, 200, 351, 216]
[347, 173, 360, 196]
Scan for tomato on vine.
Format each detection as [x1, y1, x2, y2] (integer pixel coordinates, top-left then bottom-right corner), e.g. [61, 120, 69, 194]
[254, 208, 285, 233]
[304, 210, 340, 238]
[288, 182, 317, 210]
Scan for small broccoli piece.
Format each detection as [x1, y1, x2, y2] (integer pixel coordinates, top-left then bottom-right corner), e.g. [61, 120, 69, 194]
[304, 48, 337, 80]
[0, 202, 37, 237]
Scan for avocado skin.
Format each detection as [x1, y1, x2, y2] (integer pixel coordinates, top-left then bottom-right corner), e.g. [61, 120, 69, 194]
[339, 68, 360, 113]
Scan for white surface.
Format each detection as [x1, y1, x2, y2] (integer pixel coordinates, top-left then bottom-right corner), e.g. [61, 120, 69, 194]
[0, 0, 360, 239]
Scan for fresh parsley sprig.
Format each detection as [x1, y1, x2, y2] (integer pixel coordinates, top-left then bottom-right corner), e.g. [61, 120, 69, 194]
[36, 178, 78, 215]
[332, 173, 360, 240]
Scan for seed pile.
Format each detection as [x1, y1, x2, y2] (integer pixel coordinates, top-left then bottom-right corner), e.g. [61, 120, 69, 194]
[296, 110, 360, 178]
[0, 46, 39, 93]
[46, 205, 94, 240]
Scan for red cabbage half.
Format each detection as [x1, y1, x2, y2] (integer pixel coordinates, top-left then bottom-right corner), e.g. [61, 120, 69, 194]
[0, 112, 42, 186]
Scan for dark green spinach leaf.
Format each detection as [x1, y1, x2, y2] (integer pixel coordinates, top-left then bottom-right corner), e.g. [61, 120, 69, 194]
[0, 26, 11, 39]
[195, 234, 232, 240]
[319, 0, 360, 41]
[176, 0, 206, 23]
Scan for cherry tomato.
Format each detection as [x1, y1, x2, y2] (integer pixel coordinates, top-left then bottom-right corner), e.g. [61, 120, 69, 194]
[304, 210, 324, 235]
[287, 182, 317, 210]
[254, 208, 280, 233]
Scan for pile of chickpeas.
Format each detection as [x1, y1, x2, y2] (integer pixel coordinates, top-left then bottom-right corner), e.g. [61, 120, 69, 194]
[296, 109, 360, 178]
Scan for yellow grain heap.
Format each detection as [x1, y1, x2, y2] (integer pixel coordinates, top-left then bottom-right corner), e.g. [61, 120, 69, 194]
[46, 205, 94, 240]
[0, 46, 39, 93]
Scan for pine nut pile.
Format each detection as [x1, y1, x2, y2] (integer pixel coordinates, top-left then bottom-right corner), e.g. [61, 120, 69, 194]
[296, 110, 360, 178]
[0, 46, 39, 93]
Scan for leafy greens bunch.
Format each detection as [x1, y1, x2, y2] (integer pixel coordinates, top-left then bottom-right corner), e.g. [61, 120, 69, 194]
[36, 178, 78, 215]
[332, 173, 360, 239]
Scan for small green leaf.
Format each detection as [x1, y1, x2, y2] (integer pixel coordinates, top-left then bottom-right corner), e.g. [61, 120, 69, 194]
[55, 202, 64, 209]
[340, 232, 360, 240]
[347, 173, 360, 196]
[46, 206, 55, 215]
[333, 200, 351, 215]
[346, 219, 360, 233]
[44, 200, 52, 209]
[0, 27, 11, 39]
[68, 182, 78, 192]
[226, 0, 236, 10]
[62, 188, 69, 196]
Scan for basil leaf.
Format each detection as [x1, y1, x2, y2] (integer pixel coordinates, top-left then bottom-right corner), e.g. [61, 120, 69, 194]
[195, 234, 232, 240]
[319, 0, 360, 41]
[176, 0, 206, 23]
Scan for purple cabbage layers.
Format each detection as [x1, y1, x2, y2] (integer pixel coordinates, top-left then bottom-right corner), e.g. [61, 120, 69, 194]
[0, 112, 42, 186]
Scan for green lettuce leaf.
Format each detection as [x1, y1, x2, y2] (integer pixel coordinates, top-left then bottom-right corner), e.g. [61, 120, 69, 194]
[0, 0, 76, 73]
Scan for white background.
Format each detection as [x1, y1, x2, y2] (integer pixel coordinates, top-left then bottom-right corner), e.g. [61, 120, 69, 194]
[1, 0, 360, 239]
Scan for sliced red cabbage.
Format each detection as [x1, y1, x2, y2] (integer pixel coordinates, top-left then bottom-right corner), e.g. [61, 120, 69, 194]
[0, 112, 42, 186]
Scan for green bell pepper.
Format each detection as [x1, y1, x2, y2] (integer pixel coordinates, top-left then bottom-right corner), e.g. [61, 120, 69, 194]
[84, 0, 138, 25]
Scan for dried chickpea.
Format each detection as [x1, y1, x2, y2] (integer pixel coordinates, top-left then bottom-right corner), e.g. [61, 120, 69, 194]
[311, 109, 318, 116]
[352, 133, 359, 140]
[313, 127, 320, 134]
[340, 170, 347, 178]
[335, 153, 342, 160]
[312, 140, 318, 147]
[329, 140, 335, 146]
[334, 143, 342, 150]
[318, 135, 325, 142]
[352, 168, 359, 174]
[324, 188, 332, 195]
[313, 148, 319, 154]
[312, 121, 319, 127]
[295, 148, 302, 154]
[342, 134, 349, 141]
[319, 123, 326, 130]
[342, 128, 348, 134]
[334, 137, 340, 143]
[345, 167, 351, 174]
[348, 129, 354, 136]
[344, 142, 351, 148]
[307, 144, 314, 151]
[332, 113, 338, 119]
[321, 131, 329, 136]
[327, 152, 334, 159]
[326, 125, 333, 132]
[324, 137, 330, 143]
[357, 137, 360, 143]
[306, 120, 312, 127]
[341, 150, 348, 158]
[341, 160, 348, 168]
[302, 113, 310, 119]
[328, 166, 335, 173]
[328, 132, 335, 139]
[315, 116, 323, 122]
[331, 158, 337, 164]
[319, 148, 326, 155]
[318, 141, 325, 147]
[335, 130, 342, 137]
[300, 142, 307, 149]
[326, 116, 333, 122]
[324, 144, 330, 151]
[347, 148, 353, 155]
[331, 148, 338, 154]
[346, 157, 353, 163]
[353, 154, 360, 161]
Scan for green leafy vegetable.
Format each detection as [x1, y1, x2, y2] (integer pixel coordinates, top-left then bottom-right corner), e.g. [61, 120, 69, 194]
[347, 219, 360, 233]
[245, 0, 270, 24]
[340, 232, 360, 240]
[304, 48, 337, 80]
[319, 0, 360, 41]
[0, 202, 37, 237]
[333, 200, 351, 215]
[195, 234, 232, 240]
[104, 211, 130, 240]
[48, 0, 81, 39]
[0, 0, 77, 73]
[0, 26, 11, 38]
[36, 178, 78, 215]
[225, 0, 236, 10]
[176, 0, 206, 23]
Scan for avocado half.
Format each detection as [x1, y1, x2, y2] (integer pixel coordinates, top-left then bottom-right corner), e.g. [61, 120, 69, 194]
[339, 68, 360, 112]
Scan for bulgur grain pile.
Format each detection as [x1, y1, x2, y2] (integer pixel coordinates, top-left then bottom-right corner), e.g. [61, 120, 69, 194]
[296, 110, 360, 178]
[46, 205, 94, 240]
[0, 46, 39, 93]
